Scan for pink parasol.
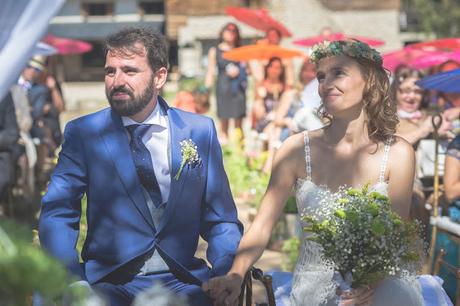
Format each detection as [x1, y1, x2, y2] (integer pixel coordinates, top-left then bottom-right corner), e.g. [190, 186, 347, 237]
[43, 34, 92, 55]
[382, 47, 454, 71]
[293, 32, 384, 47]
[225, 6, 291, 37]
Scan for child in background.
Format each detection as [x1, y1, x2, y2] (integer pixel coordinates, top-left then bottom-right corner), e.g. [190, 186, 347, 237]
[172, 85, 210, 114]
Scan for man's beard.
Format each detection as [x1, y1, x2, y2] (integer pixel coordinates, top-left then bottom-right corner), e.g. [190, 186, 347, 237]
[106, 80, 154, 117]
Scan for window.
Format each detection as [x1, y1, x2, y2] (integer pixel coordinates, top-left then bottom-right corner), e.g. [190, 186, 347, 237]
[82, 41, 105, 68]
[139, 1, 164, 15]
[400, 0, 421, 32]
[82, 3, 113, 17]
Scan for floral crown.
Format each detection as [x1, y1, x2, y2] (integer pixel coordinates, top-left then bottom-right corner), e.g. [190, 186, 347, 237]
[310, 40, 383, 66]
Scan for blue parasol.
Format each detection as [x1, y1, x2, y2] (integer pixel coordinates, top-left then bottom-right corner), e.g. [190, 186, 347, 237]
[416, 68, 460, 93]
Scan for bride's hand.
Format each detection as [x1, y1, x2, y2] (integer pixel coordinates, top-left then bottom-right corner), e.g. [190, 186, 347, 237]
[339, 285, 374, 306]
[202, 273, 243, 306]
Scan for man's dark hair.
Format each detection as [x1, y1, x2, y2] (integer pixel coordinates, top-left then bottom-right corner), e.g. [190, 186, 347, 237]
[105, 27, 168, 71]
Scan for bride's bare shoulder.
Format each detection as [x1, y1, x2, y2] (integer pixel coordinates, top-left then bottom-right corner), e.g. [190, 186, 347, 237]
[280, 132, 304, 149]
[389, 136, 415, 156]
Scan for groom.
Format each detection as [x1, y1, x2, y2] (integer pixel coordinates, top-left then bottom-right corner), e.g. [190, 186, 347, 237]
[39, 27, 243, 306]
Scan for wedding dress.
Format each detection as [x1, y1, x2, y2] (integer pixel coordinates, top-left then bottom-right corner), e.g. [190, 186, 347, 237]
[290, 132, 424, 306]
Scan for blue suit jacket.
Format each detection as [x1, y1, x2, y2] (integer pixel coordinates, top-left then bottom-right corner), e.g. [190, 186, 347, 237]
[39, 97, 243, 285]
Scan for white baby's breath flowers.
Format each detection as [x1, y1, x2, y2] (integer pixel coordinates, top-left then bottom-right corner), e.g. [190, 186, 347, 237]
[302, 185, 424, 289]
[174, 139, 200, 180]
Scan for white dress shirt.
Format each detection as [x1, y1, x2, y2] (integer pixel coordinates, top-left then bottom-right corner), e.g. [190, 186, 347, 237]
[122, 101, 170, 204]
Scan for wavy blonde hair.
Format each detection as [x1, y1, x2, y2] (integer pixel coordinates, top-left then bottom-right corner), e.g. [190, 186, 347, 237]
[317, 56, 398, 144]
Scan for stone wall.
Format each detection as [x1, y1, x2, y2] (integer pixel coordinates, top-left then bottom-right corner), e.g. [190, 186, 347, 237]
[319, 0, 400, 11]
[176, 0, 406, 76]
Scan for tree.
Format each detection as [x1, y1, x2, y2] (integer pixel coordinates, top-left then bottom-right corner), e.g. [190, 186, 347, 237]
[405, 0, 460, 38]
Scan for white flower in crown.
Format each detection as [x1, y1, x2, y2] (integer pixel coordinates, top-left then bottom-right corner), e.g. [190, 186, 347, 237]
[174, 139, 200, 180]
[310, 40, 331, 62]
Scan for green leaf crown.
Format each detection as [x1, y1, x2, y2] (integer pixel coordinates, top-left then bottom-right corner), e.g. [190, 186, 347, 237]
[310, 40, 383, 66]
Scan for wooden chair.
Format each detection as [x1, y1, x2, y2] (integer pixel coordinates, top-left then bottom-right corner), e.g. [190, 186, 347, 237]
[238, 267, 276, 306]
[433, 248, 460, 306]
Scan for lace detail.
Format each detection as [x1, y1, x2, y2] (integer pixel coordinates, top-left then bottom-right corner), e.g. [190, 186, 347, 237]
[379, 140, 391, 183]
[303, 132, 312, 181]
[290, 134, 423, 306]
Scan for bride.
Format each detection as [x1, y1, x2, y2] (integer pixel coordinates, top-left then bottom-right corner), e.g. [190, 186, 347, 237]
[203, 40, 424, 306]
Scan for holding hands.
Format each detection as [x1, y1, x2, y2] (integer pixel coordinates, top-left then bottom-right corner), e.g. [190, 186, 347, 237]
[202, 273, 243, 306]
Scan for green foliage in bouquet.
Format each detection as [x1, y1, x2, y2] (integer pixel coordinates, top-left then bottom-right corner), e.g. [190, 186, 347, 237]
[302, 185, 423, 288]
[0, 218, 85, 306]
[222, 130, 269, 207]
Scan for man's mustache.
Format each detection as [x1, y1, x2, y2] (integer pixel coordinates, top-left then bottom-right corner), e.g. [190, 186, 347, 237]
[110, 87, 134, 98]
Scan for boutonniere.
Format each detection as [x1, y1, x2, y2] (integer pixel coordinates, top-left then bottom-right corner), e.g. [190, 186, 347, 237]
[174, 139, 201, 180]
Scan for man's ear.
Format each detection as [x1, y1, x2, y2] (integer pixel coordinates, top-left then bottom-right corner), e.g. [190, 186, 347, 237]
[154, 67, 168, 90]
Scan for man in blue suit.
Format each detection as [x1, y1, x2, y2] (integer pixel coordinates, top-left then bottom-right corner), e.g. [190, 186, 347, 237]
[39, 27, 243, 306]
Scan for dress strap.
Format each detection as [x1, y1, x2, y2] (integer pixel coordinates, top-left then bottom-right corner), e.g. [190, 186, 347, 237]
[379, 139, 392, 183]
[303, 131, 312, 181]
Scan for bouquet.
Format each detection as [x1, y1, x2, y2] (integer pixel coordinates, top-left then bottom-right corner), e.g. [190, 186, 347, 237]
[302, 185, 423, 289]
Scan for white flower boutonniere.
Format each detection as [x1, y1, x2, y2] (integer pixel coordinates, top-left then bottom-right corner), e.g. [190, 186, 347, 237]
[174, 139, 201, 180]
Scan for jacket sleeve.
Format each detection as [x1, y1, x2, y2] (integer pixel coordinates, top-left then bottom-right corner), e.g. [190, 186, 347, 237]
[38, 120, 87, 280]
[0, 92, 19, 151]
[200, 120, 243, 277]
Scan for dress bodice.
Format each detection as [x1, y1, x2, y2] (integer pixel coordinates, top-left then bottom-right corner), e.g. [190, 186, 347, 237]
[290, 132, 391, 306]
[294, 131, 390, 226]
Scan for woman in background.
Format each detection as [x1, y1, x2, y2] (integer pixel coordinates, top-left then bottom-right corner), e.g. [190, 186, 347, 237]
[205, 23, 247, 144]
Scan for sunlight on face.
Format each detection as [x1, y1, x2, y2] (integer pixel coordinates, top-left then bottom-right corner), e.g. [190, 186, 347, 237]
[104, 44, 156, 116]
[316, 55, 366, 117]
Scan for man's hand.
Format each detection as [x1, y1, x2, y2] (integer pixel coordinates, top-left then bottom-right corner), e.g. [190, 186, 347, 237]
[202, 273, 243, 306]
[443, 107, 460, 121]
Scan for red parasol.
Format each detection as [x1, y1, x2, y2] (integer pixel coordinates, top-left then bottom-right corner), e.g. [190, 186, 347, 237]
[382, 47, 453, 71]
[43, 34, 92, 55]
[293, 32, 384, 47]
[225, 6, 291, 37]
[222, 43, 304, 61]
[410, 38, 460, 52]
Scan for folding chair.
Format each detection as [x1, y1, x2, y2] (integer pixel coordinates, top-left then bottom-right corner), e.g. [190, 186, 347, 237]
[238, 267, 276, 306]
[433, 248, 460, 306]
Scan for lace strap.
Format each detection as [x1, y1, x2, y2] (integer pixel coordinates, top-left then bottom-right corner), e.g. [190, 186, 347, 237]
[379, 139, 392, 183]
[303, 132, 312, 181]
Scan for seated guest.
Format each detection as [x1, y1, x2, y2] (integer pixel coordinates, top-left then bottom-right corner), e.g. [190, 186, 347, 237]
[287, 58, 324, 136]
[391, 66, 451, 146]
[9, 84, 36, 194]
[252, 57, 290, 172]
[390, 66, 446, 233]
[18, 56, 57, 188]
[0, 92, 20, 215]
[172, 85, 210, 114]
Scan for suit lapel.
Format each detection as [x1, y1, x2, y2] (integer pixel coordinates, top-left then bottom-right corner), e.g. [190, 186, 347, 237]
[101, 109, 155, 230]
[157, 97, 190, 234]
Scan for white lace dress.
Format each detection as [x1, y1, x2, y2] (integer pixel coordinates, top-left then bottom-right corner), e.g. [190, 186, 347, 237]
[289, 132, 424, 306]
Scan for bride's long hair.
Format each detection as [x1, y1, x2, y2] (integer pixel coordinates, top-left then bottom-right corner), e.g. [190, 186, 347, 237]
[317, 56, 398, 145]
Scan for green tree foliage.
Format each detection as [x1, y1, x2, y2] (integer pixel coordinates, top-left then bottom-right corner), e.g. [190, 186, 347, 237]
[407, 0, 460, 37]
[0, 218, 85, 306]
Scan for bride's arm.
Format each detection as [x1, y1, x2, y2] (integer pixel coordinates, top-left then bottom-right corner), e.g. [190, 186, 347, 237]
[387, 137, 416, 220]
[203, 135, 301, 305]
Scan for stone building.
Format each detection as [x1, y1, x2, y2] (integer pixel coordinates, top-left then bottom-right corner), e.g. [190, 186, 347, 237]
[49, 0, 421, 81]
